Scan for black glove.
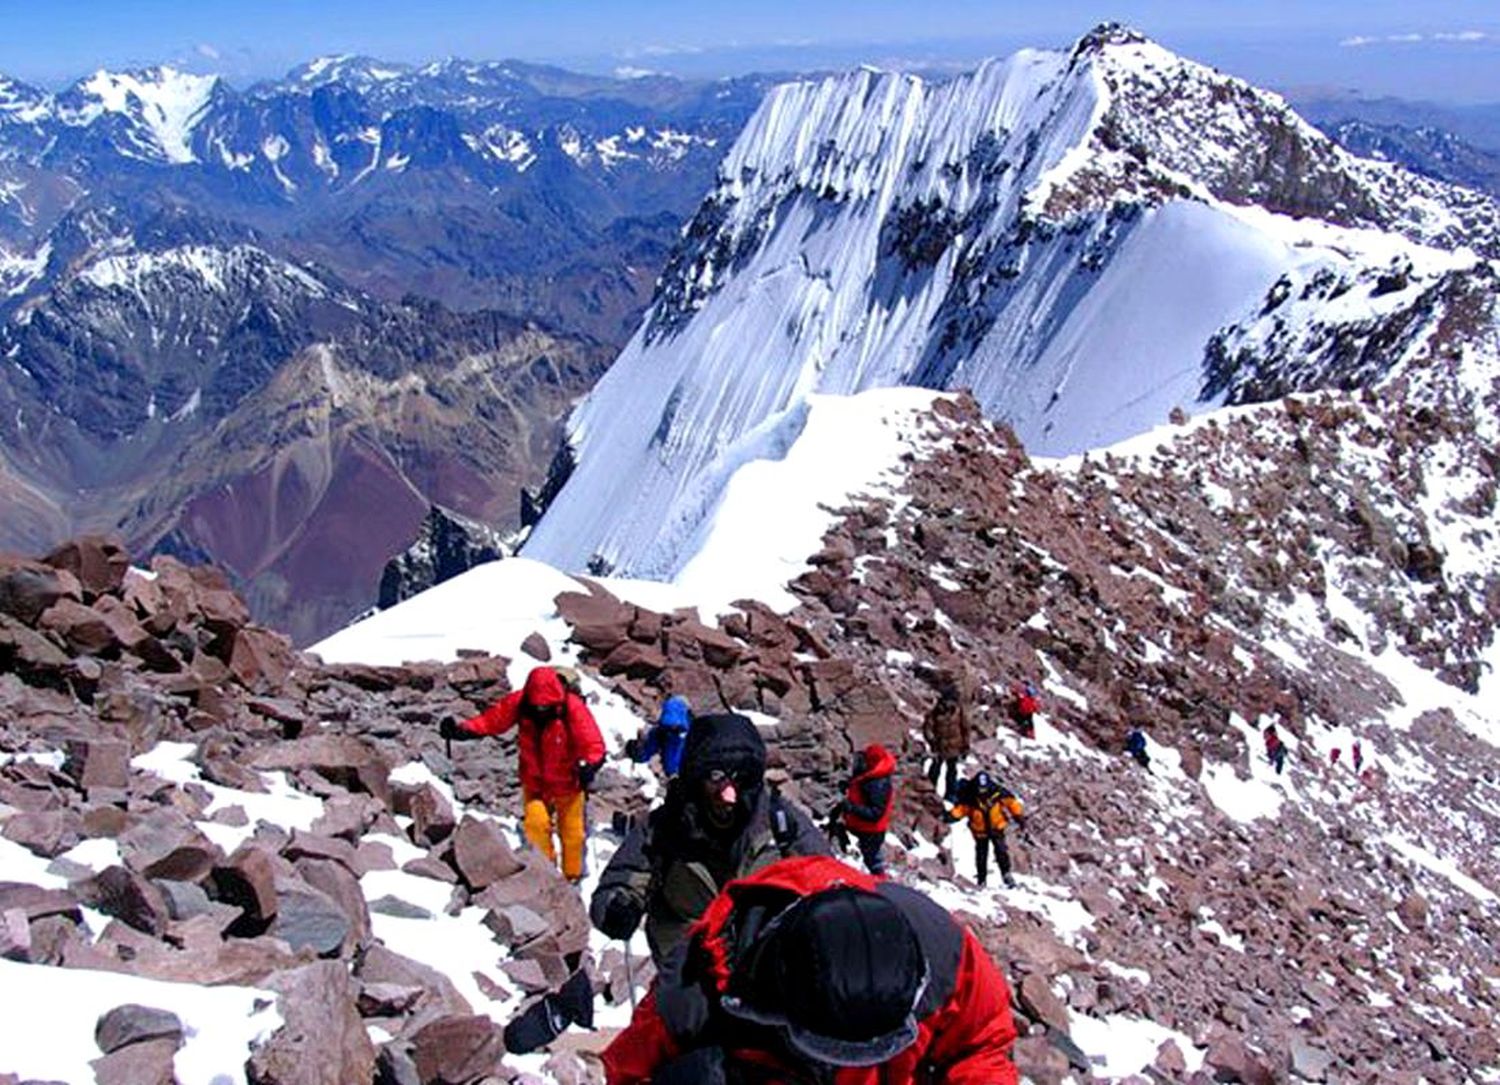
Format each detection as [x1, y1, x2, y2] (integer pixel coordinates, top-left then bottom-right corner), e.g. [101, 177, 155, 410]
[596, 892, 644, 940]
[577, 758, 603, 790]
[503, 969, 594, 1054]
[440, 715, 478, 741]
[624, 737, 641, 760]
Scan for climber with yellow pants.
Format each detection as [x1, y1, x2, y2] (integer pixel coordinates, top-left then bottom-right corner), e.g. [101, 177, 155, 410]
[443, 666, 606, 882]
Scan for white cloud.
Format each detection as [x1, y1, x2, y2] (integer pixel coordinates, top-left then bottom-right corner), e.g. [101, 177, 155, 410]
[614, 66, 662, 80]
[196, 43, 221, 60]
[1340, 29, 1492, 47]
[629, 43, 705, 58]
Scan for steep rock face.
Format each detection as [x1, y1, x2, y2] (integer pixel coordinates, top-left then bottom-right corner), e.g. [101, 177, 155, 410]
[378, 506, 508, 611]
[522, 25, 1499, 581]
[111, 322, 608, 646]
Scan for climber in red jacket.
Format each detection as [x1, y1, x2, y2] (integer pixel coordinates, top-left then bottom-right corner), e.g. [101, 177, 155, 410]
[841, 743, 897, 876]
[442, 665, 605, 881]
[603, 855, 1020, 1085]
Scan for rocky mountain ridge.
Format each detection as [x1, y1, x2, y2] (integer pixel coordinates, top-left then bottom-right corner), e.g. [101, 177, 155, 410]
[522, 24, 1500, 584]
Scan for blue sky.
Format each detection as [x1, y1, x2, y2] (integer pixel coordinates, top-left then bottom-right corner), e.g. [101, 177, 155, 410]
[2, 1, 1498, 101]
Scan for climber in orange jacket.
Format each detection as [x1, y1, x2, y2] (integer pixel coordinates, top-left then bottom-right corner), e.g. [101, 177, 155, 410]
[442, 665, 606, 881]
[946, 772, 1026, 888]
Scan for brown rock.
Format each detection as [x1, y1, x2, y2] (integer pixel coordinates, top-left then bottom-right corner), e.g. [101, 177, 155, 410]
[556, 590, 635, 655]
[357, 944, 471, 1017]
[0, 556, 83, 624]
[1, 809, 82, 858]
[227, 627, 297, 692]
[283, 831, 360, 871]
[42, 535, 131, 598]
[410, 1015, 505, 1085]
[84, 865, 172, 936]
[1396, 891, 1429, 928]
[248, 961, 377, 1085]
[214, 844, 281, 927]
[0, 612, 72, 671]
[1018, 973, 1071, 1034]
[450, 817, 525, 889]
[1012, 1034, 1071, 1085]
[1155, 1039, 1188, 1075]
[409, 784, 457, 846]
[1204, 1035, 1277, 1085]
[520, 632, 552, 661]
[294, 857, 371, 948]
[91, 1037, 178, 1085]
[0, 882, 83, 923]
[119, 809, 223, 883]
[37, 598, 118, 655]
[251, 736, 392, 808]
[599, 640, 668, 679]
[1, 906, 31, 960]
[95, 1003, 185, 1054]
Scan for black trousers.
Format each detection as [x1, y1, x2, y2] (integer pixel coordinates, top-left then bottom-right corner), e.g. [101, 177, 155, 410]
[926, 757, 959, 800]
[854, 830, 886, 876]
[975, 833, 1011, 885]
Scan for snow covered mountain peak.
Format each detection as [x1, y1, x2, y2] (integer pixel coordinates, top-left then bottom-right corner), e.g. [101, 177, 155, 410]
[57, 66, 222, 163]
[284, 54, 412, 93]
[522, 27, 1500, 583]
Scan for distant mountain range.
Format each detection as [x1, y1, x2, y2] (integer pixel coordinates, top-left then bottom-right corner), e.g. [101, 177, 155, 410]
[0, 57, 770, 642]
[1289, 92, 1500, 197]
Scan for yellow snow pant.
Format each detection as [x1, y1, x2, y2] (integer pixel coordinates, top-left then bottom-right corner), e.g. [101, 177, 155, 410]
[523, 789, 587, 881]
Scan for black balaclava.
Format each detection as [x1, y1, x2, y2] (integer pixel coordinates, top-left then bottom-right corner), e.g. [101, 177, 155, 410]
[673, 712, 767, 838]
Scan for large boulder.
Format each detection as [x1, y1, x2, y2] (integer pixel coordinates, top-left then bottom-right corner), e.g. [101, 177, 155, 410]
[250, 736, 391, 808]
[42, 535, 131, 599]
[409, 1015, 505, 1085]
[450, 817, 525, 890]
[119, 808, 222, 883]
[248, 961, 377, 1085]
[0, 556, 82, 624]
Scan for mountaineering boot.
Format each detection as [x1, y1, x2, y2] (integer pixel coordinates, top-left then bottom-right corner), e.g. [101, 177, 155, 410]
[1002, 873, 1016, 889]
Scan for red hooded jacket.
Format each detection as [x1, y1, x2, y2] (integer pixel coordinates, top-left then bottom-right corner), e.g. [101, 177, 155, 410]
[603, 856, 1020, 1085]
[460, 667, 606, 801]
[843, 743, 897, 834]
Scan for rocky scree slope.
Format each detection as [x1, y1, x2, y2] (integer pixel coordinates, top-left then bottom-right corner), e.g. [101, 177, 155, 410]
[529, 386, 1498, 1080]
[3, 344, 1500, 1081]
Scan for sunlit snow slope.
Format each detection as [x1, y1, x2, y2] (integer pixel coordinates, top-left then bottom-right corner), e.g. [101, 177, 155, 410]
[522, 26, 1497, 581]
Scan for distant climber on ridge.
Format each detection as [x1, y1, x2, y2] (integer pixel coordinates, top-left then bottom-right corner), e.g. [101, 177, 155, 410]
[1125, 725, 1151, 771]
[590, 713, 827, 965]
[602, 855, 1021, 1084]
[1263, 722, 1287, 775]
[840, 743, 897, 876]
[625, 694, 693, 777]
[441, 665, 605, 882]
[946, 771, 1027, 889]
[1009, 679, 1041, 738]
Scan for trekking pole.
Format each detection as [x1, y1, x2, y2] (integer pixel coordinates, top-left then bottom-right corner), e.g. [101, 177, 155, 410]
[622, 937, 637, 1009]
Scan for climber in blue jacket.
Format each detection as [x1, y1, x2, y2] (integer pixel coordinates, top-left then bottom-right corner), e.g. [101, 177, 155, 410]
[626, 695, 693, 777]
